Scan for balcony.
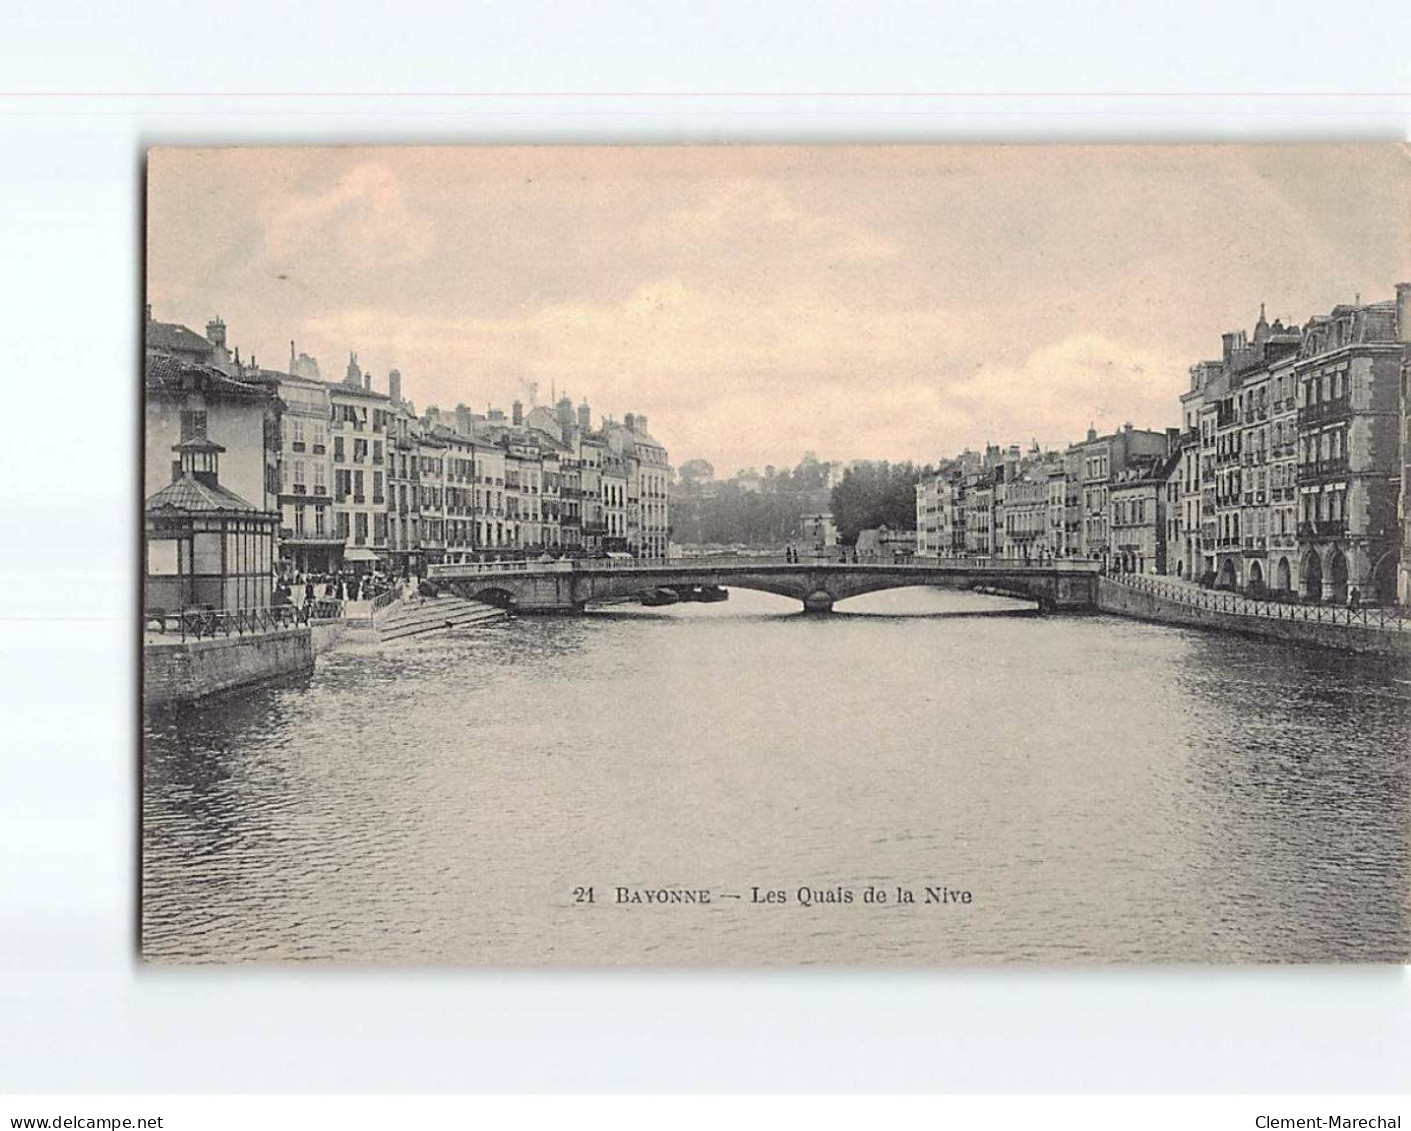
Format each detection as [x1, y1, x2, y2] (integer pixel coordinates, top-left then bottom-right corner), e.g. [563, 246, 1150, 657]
[1298, 519, 1348, 539]
[1298, 397, 1351, 427]
[1296, 457, 1349, 484]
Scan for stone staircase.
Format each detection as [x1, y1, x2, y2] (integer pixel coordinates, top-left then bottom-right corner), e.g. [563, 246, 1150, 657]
[373, 592, 510, 642]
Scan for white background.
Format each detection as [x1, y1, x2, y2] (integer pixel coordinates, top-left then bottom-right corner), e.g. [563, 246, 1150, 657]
[1, 0, 1409, 1095]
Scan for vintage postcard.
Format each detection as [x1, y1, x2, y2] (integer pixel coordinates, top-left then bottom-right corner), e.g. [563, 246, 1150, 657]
[141, 144, 1411, 964]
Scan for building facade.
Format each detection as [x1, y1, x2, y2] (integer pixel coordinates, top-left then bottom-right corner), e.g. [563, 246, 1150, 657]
[1294, 297, 1403, 603]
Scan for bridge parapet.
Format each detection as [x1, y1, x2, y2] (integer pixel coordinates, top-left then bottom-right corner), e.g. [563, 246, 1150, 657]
[431, 556, 1101, 614]
[428, 555, 1102, 579]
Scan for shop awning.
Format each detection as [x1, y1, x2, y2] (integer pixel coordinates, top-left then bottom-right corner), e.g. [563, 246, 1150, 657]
[344, 546, 379, 562]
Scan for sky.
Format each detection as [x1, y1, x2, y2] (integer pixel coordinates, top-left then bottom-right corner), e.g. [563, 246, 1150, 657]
[147, 145, 1409, 476]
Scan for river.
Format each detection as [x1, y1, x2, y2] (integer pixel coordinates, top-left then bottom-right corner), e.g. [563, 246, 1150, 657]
[141, 587, 1411, 964]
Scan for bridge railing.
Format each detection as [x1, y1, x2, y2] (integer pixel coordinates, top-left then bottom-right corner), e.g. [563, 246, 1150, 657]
[1106, 572, 1410, 632]
[428, 553, 1103, 579]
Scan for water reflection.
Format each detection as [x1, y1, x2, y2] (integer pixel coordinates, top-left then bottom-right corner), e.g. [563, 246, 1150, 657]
[143, 587, 1410, 964]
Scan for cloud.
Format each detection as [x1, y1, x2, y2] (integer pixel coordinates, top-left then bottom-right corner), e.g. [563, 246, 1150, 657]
[149, 145, 1408, 475]
[944, 335, 1183, 447]
[260, 162, 434, 269]
[299, 286, 1183, 472]
[638, 178, 899, 270]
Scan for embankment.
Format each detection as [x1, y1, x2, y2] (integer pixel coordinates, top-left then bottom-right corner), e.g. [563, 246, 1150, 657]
[1097, 576, 1410, 658]
[144, 627, 314, 706]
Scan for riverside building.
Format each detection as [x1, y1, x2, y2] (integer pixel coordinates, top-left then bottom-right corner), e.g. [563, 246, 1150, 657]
[1293, 295, 1403, 603]
[146, 312, 671, 582]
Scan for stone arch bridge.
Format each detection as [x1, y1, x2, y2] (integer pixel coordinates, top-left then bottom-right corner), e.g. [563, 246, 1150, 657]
[427, 557, 1101, 614]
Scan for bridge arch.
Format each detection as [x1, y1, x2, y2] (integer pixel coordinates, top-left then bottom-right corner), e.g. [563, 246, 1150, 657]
[437, 561, 1099, 615]
[460, 585, 518, 609]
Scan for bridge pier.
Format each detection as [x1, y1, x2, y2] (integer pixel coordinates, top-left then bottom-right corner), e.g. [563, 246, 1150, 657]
[802, 590, 835, 614]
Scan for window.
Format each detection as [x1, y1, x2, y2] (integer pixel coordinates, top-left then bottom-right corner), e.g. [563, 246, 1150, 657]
[315, 508, 326, 536]
[292, 418, 305, 444]
[355, 513, 368, 545]
[179, 410, 208, 441]
[336, 512, 349, 539]
[334, 436, 344, 461]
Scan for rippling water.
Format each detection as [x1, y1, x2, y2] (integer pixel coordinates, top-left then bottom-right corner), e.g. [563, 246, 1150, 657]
[142, 588, 1411, 964]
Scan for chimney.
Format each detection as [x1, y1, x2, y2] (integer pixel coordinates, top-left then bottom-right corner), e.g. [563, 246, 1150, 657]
[512, 399, 523, 426]
[289, 340, 296, 373]
[1086, 425, 1098, 443]
[364, 370, 371, 392]
[624, 412, 636, 431]
[388, 368, 402, 406]
[206, 317, 226, 349]
[1397, 282, 1411, 343]
[145, 303, 153, 323]
[636, 415, 647, 433]
[578, 399, 591, 432]
[1124, 421, 1133, 433]
[1221, 332, 1235, 363]
[455, 404, 472, 434]
[556, 395, 574, 433]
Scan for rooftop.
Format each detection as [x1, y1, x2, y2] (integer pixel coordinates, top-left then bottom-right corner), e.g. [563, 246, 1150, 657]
[145, 473, 264, 515]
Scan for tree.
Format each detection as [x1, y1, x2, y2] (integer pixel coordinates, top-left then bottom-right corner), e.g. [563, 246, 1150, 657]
[676, 458, 715, 491]
[830, 461, 924, 544]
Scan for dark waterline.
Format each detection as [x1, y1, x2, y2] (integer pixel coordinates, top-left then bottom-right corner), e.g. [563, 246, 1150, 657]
[142, 587, 1411, 964]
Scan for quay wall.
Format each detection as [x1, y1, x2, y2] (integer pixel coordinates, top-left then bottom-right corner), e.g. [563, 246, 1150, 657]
[311, 619, 347, 654]
[144, 627, 314, 706]
[1097, 578, 1411, 658]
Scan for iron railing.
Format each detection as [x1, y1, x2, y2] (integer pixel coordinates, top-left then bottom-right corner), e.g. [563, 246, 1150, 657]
[1106, 573, 1408, 632]
[427, 554, 1105, 579]
[145, 598, 345, 642]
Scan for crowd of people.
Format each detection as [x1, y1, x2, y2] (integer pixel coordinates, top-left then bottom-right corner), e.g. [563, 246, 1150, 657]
[271, 570, 400, 608]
